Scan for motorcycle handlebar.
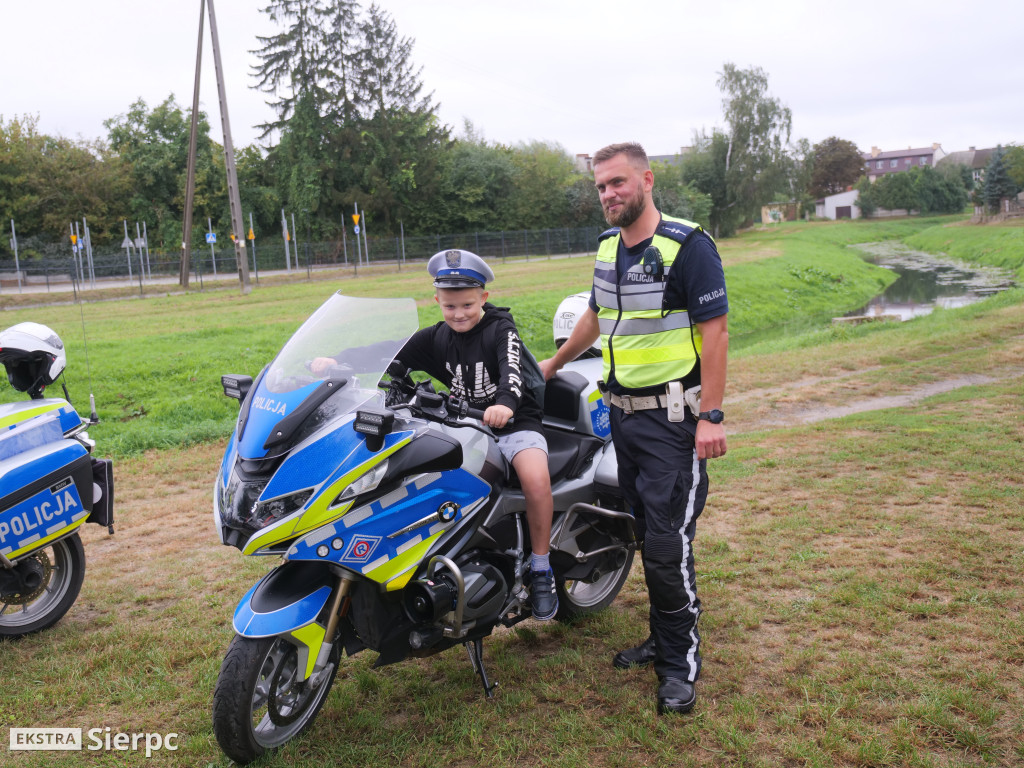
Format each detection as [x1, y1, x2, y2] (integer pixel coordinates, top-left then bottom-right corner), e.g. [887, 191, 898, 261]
[447, 397, 513, 427]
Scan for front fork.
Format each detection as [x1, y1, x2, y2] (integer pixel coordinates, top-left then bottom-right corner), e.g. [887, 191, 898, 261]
[293, 574, 353, 685]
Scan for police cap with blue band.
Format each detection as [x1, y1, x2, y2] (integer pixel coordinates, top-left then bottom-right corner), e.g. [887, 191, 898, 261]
[428, 249, 495, 288]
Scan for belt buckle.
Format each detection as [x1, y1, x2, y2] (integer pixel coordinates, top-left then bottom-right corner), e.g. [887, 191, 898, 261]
[619, 394, 635, 414]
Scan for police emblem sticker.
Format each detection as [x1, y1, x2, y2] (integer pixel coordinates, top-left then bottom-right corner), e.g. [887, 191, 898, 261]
[436, 501, 460, 523]
[445, 250, 461, 268]
[342, 535, 382, 563]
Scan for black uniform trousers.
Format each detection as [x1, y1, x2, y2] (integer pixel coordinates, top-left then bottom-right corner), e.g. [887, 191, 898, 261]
[611, 405, 708, 683]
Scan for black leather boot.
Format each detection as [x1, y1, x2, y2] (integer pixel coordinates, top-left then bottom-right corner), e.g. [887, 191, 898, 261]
[657, 677, 696, 715]
[612, 634, 657, 669]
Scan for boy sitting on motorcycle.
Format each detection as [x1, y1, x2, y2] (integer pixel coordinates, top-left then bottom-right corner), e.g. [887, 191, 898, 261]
[312, 250, 558, 620]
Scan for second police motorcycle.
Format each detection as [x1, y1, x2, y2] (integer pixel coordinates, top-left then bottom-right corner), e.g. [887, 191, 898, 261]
[0, 322, 114, 638]
[211, 292, 633, 764]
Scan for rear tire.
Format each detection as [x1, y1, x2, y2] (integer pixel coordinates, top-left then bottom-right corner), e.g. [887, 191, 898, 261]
[212, 634, 341, 765]
[555, 547, 634, 621]
[0, 533, 85, 638]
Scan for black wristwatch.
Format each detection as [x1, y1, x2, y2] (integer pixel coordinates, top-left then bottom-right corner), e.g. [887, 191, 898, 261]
[698, 409, 725, 424]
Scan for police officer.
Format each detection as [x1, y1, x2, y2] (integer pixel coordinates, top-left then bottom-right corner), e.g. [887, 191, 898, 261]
[540, 142, 728, 715]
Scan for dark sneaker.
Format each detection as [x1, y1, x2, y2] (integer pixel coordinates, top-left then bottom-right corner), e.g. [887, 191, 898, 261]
[529, 568, 558, 621]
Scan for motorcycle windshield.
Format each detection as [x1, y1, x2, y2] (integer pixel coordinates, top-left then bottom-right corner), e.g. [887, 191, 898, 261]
[237, 293, 419, 459]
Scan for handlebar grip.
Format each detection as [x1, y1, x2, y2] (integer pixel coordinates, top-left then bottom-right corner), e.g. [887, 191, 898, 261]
[461, 404, 513, 426]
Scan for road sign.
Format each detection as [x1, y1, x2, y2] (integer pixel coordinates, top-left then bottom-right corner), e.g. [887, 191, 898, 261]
[248, 228, 255, 240]
[121, 236, 133, 248]
[70, 234, 77, 244]
[352, 213, 360, 225]
[354, 225, 361, 234]
[134, 237, 146, 248]
[206, 233, 217, 244]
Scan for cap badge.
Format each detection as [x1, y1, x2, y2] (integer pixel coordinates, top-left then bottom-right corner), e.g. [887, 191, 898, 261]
[445, 250, 462, 268]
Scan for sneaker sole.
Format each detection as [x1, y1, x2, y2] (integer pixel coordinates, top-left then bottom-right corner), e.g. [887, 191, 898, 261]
[532, 601, 559, 621]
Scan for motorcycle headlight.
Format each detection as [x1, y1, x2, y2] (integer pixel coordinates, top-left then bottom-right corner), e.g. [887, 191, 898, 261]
[335, 460, 389, 505]
[219, 468, 265, 524]
[251, 488, 313, 529]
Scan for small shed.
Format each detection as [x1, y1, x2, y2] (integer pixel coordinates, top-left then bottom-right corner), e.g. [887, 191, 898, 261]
[815, 189, 861, 220]
[760, 202, 799, 224]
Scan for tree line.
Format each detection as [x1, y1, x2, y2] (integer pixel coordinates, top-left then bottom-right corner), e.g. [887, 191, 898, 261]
[3, 0, 1022, 263]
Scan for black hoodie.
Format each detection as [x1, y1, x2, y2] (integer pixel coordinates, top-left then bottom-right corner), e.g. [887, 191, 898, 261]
[396, 303, 543, 435]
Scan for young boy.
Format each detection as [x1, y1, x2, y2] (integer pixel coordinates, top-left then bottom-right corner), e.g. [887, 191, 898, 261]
[313, 249, 558, 620]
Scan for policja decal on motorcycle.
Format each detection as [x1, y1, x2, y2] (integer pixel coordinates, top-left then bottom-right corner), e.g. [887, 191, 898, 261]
[0, 480, 83, 548]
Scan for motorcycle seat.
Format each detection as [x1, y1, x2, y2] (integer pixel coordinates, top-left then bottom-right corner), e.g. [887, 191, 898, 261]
[507, 427, 603, 488]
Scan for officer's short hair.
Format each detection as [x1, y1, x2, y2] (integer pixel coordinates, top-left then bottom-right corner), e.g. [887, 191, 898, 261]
[593, 142, 649, 170]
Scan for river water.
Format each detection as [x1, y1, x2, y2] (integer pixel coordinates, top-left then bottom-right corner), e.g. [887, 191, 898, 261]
[845, 241, 1015, 320]
[731, 241, 1016, 350]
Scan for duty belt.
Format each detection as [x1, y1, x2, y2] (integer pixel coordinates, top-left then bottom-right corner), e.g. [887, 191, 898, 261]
[607, 391, 671, 414]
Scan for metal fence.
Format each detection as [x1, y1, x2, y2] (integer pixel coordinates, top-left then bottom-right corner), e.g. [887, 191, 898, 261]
[0, 226, 603, 295]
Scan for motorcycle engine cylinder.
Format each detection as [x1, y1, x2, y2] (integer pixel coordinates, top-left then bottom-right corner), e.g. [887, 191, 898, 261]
[404, 576, 457, 623]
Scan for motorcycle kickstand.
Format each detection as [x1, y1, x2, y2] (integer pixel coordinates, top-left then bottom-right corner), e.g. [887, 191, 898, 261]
[464, 638, 497, 698]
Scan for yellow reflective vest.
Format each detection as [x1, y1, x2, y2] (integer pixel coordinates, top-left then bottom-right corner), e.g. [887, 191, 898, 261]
[593, 216, 705, 390]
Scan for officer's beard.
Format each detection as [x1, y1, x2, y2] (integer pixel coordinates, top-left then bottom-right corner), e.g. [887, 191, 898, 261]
[603, 184, 646, 228]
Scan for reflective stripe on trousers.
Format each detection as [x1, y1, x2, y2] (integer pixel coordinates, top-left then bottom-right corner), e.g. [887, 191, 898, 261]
[611, 406, 707, 682]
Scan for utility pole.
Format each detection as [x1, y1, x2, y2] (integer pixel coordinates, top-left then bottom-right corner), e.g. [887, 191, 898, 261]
[180, 0, 204, 288]
[181, 0, 250, 293]
[207, 0, 251, 294]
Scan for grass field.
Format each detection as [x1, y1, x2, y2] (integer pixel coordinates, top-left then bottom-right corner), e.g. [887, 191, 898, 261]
[0, 217, 1021, 766]
[1, 216, 967, 457]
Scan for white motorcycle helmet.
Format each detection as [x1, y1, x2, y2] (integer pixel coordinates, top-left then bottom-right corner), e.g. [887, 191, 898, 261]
[553, 292, 602, 359]
[0, 322, 67, 399]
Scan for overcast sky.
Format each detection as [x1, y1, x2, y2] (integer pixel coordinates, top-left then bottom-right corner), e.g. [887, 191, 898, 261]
[3, 0, 1022, 160]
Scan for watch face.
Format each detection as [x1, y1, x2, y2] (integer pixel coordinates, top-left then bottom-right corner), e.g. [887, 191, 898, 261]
[701, 409, 724, 423]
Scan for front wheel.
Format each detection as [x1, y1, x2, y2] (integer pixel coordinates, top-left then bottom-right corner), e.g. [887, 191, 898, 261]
[555, 547, 634, 621]
[0, 533, 85, 638]
[212, 634, 341, 765]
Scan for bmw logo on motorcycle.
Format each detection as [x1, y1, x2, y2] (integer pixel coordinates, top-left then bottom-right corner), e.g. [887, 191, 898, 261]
[436, 501, 460, 523]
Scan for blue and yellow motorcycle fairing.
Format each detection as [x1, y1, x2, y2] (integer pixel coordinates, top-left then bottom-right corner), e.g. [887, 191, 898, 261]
[0, 397, 114, 636]
[211, 294, 636, 765]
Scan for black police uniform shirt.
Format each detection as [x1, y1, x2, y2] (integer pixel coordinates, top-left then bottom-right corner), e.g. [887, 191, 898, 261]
[588, 227, 728, 395]
[395, 303, 544, 436]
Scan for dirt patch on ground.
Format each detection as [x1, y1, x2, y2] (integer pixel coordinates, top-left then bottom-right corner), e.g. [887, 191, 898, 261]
[732, 370, 1021, 433]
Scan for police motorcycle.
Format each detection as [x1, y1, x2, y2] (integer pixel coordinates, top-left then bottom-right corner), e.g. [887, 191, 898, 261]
[211, 293, 635, 764]
[0, 323, 114, 638]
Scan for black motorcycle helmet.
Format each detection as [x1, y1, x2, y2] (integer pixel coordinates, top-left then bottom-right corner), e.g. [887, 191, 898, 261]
[0, 322, 67, 400]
